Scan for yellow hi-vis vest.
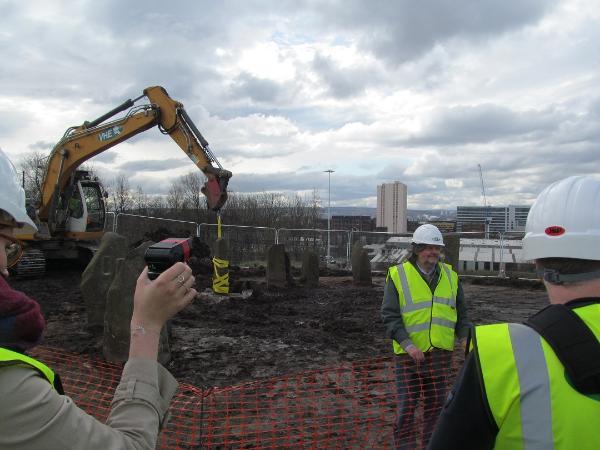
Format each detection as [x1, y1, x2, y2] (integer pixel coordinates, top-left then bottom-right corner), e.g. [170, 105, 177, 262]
[474, 304, 600, 450]
[387, 261, 459, 354]
[0, 347, 62, 392]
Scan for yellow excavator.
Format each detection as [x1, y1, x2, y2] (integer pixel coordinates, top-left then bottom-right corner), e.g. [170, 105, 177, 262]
[15, 86, 232, 277]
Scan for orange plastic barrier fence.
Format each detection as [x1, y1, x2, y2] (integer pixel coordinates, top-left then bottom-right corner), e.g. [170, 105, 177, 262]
[30, 347, 461, 449]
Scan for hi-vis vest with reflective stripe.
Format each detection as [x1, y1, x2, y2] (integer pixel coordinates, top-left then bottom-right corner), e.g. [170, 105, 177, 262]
[388, 261, 459, 354]
[474, 304, 600, 450]
[0, 346, 59, 390]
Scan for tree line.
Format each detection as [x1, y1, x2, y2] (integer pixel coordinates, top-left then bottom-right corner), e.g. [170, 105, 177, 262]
[18, 150, 323, 229]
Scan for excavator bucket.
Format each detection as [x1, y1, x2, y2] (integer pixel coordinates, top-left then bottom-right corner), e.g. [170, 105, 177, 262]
[202, 177, 228, 211]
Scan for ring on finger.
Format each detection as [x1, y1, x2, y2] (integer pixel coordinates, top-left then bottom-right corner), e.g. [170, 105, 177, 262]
[177, 274, 186, 286]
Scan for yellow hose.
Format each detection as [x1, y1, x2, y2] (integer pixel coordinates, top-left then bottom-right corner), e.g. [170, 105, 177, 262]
[212, 256, 229, 294]
[212, 213, 229, 294]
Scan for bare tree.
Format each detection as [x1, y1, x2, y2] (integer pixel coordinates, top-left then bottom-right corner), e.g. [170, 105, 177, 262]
[110, 174, 133, 213]
[17, 151, 49, 206]
[179, 172, 207, 223]
[166, 180, 185, 214]
[133, 185, 148, 214]
[147, 195, 165, 215]
[221, 191, 321, 229]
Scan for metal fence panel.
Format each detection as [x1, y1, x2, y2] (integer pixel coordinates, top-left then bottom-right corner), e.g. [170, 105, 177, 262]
[104, 212, 116, 232]
[277, 228, 350, 267]
[198, 224, 276, 267]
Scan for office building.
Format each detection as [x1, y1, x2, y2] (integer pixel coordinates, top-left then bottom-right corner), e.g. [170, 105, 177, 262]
[376, 181, 407, 233]
[456, 205, 530, 234]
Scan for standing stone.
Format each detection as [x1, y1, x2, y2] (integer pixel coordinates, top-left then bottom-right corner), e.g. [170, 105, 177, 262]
[351, 241, 372, 286]
[212, 238, 230, 294]
[300, 249, 319, 287]
[443, 234, 460, 273]
[80, 232, 128, 333]
[266, 244, 290, 289]
[103, 241, 171, 365]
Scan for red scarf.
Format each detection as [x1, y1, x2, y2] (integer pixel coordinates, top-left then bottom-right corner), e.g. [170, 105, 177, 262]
[0, 275, 45, 351]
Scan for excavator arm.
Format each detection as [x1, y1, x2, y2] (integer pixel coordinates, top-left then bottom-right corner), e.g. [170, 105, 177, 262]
[38, 86, 232, 226]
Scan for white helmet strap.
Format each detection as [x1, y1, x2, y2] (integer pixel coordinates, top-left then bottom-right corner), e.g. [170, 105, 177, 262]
[538, 268, 600, 285]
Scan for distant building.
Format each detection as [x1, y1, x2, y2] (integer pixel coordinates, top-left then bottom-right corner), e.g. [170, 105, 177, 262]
[456, 205, 530, 234]
[376, 181, 407, 233]
[407, 220, 420, 232]
[331, 215, 375, 231]
[427, 220, 456, 233]
[407, 220, 456, 233]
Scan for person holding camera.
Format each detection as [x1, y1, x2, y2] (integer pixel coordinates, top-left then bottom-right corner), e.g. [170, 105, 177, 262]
[0, 149, 197, 449]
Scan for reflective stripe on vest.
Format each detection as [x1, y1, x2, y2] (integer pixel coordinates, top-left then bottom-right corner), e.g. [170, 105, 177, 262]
[0, 347, 58, 389]
[388, 261, 459, 354]
[475, 304, 600, 450]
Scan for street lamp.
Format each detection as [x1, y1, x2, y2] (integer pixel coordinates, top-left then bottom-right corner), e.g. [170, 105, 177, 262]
[324, 169, 334, 262]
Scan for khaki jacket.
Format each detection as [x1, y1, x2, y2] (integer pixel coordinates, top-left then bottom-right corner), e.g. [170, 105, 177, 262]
[0, 358, 178, 449]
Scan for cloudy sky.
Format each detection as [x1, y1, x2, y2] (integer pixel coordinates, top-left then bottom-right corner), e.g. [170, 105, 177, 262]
[1, 0, 599, 210]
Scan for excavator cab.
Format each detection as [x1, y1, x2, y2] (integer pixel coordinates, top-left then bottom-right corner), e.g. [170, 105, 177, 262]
[64, 171, 105, 233]
[80, 179, 106, 232]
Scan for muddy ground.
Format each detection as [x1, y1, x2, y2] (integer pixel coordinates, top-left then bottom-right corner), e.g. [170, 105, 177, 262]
[11, 266, 549, 388]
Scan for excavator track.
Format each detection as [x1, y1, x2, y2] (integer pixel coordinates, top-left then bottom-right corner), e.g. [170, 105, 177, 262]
[14, 249, 46, 278]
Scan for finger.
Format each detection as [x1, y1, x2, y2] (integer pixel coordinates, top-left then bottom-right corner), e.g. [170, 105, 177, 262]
[184, 274, 196, 290]
[174, 265, 193, 285]
[159, 261, 188, 282]
[175, 272, 195, 294]
[180, 286, 197, 307]
[138, 267, 151, 285]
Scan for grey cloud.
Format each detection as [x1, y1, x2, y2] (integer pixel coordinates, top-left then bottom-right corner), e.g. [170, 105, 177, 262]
[91, 151, 118, 164]
[313, 0, 558, 65]
[228, 170, 379, 203]
[0, 0, 558, 108]
[117, 158, 189, 172]
[312, 53, 377, 99]
[126, 176, 172, 196]
[224, 145, 298, 159]
[229, 72, 293, 104]
[27, 141, 54, 151]
[0, 3, 222, 106]
[377, 164, 409, 180]
[589, 97, 600, 118]
[0, 109, 29, 135]
[401, 104, 561, 146]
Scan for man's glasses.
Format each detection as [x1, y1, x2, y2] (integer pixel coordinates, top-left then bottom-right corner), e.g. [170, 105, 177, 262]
[1, 233, 23, 268]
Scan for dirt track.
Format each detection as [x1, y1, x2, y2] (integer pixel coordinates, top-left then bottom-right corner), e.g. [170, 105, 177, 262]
[11, 267, 549, 388]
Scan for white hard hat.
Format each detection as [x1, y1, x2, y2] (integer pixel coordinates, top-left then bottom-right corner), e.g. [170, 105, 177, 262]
[0, 149, 37, 234]
[412, 224, 444, 246]
[523, 175, 600, 261]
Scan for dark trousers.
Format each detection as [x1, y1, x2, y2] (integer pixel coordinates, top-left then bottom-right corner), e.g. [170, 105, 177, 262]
[393, 350, 452, 450]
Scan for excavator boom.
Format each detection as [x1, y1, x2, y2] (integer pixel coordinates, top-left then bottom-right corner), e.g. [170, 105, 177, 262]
[39, 86, 231, 224]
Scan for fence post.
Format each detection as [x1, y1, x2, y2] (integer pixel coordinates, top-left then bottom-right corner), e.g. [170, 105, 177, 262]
[347, 230, 352, 267]
[499, 232, 507, 278]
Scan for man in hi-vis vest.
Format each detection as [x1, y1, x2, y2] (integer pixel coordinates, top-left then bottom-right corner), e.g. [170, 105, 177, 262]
[428, 176, 600, 450]
[381, 224, 472, 449]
